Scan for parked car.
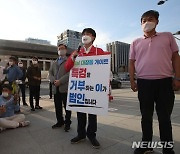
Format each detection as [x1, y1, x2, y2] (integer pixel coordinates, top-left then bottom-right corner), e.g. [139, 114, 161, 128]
[111, 78, 122, 89]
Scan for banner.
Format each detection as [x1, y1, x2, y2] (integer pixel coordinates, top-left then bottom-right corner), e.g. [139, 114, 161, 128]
[66, 54, 111, 115]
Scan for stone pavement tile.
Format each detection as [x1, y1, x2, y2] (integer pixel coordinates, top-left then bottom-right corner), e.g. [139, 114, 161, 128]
[172, 124, 180, 141]
[40, 137, 101, 154]
[25, 113, 54, 132]
[97, 113, 132, 127]
[172, 115, 180, 125]
[114, 118, 141, 134]
[28, 127, 72, 145]
[0, 128, 45, 154]
[98, 123, 136, 142]
[96, 140, 133, 154]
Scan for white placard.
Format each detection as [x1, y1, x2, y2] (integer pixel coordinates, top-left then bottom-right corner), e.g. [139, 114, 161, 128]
[66, 54, 111, 115]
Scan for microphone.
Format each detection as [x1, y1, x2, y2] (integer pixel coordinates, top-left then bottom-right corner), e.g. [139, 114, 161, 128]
[74, 42, 82, 58]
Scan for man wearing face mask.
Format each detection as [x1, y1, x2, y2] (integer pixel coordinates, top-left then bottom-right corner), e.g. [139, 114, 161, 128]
[65, 28, 110, 149]
[0, 84, 30, 133]
[26, 57, 42, 111]
[18, 62, 28, 106]
[49, 44, 71, 132]
[3, 56, 23, 85]
[129, 10, 180, 154]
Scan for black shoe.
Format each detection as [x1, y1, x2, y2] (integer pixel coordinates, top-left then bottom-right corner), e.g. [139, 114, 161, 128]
[71, 136, 86, 144]
[52, 123, 64, 129]
[64, 124, 70, 132]
[31, 108, 35, 111]
[23, 103, 28, 106]
[163, 149, 175, 154]
[89, 138, 100, 149]
[35, 106, 43, 109]
[134, 148, 153, 154]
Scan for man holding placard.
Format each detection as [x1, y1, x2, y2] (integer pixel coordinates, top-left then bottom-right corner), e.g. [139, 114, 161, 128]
[65, 28, 110, 149]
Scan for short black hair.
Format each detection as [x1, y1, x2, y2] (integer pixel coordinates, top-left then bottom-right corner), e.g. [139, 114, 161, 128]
[82, 28, 96, 38]
[58, 43, 67, 49]
[2, 84, 13, 91]
[9, 56, 18, 62]
[141, 10, 159, 22]
[32, 56, 38, 60]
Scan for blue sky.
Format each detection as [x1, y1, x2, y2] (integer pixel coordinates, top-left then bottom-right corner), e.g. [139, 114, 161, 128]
[0, 0, 179, 50]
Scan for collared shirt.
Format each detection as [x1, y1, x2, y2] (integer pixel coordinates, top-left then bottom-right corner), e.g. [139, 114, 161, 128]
[83, 45, 93, 54]
[0, 95, 20, 118]
[129, 32, 179, 79]
[3, 65, 23, 82]
[56, 56, 66, 79]
[57, 56, 65, 65]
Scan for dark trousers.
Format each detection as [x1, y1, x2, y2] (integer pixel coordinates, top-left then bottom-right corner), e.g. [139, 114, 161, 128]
[0, 82, 2, 95]
[54, 88, 71, 125]
[77, 112, 97, 139]
[137, 78, 174, 148]
[29, 85, 40, 108]
[49, 82, 52, 98]
[19, 84, 26, 105]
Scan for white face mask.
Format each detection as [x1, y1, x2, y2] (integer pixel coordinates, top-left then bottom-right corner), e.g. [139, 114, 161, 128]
[58, 50, 66, 56]
[142, 22, 156, 32]
[32, 60, 38, 65]
[18, 64, 23, 67]
[9, 61, 13, 66]
[82, 35, 92, 45]
[2, 92, 9, 98]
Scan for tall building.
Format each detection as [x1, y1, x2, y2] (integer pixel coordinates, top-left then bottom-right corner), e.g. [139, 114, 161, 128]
[25, 38, 51, 45]
[57, 29, 82, 50]
[106, 41, 130, 73]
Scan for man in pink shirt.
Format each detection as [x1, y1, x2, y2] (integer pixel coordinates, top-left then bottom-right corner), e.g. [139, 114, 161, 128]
[129, 10, 180, 154]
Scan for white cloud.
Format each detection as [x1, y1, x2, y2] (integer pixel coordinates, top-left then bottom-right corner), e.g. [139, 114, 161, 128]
[117, 33, 142, 44]
[76, 23, 87, 28]
[94, 31, 111, 50]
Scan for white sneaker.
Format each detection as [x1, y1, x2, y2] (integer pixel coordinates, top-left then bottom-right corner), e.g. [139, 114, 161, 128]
[19, 121, 30, 127]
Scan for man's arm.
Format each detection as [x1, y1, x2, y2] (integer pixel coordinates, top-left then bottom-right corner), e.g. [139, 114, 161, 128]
[129, 59, 138, 92]
[172, 51, 180, 90]
[49, 64, 55, 83]
[59, 72, 70, 85]
[26, 67, 32, 80]
[16, 66, 23, 79]
[65, 51, 78, 72]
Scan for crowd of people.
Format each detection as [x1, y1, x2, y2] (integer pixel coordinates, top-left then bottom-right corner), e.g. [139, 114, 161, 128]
[0, 10, 180, 154]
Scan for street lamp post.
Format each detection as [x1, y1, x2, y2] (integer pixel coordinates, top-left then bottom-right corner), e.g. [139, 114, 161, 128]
[157, 0, 168, 5]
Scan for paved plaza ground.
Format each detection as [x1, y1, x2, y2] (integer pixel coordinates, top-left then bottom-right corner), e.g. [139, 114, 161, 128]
[0, 88, 180, 154]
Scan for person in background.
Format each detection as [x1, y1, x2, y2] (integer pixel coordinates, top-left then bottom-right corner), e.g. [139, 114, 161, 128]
[26, 57, 42, 111]
[18, 61, 28, 106]
[0, 59, 6, 95]
[3, 56, 23, 84]
[65, 28, 110, 148]
[49, 44, 71, 132]
[0, 84, 30, 133]
[3, 56, 23, 113]
[129, 10, 180, 154]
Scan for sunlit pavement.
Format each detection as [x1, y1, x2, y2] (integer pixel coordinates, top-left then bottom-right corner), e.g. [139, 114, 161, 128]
[0, 88, 180, 154]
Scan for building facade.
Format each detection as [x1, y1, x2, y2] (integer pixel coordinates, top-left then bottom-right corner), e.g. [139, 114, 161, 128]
[57, 29, 82, 50]
[106, 41, 130, 73]
[0, 39, 57, 75]
[25, 38, 51, 45]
